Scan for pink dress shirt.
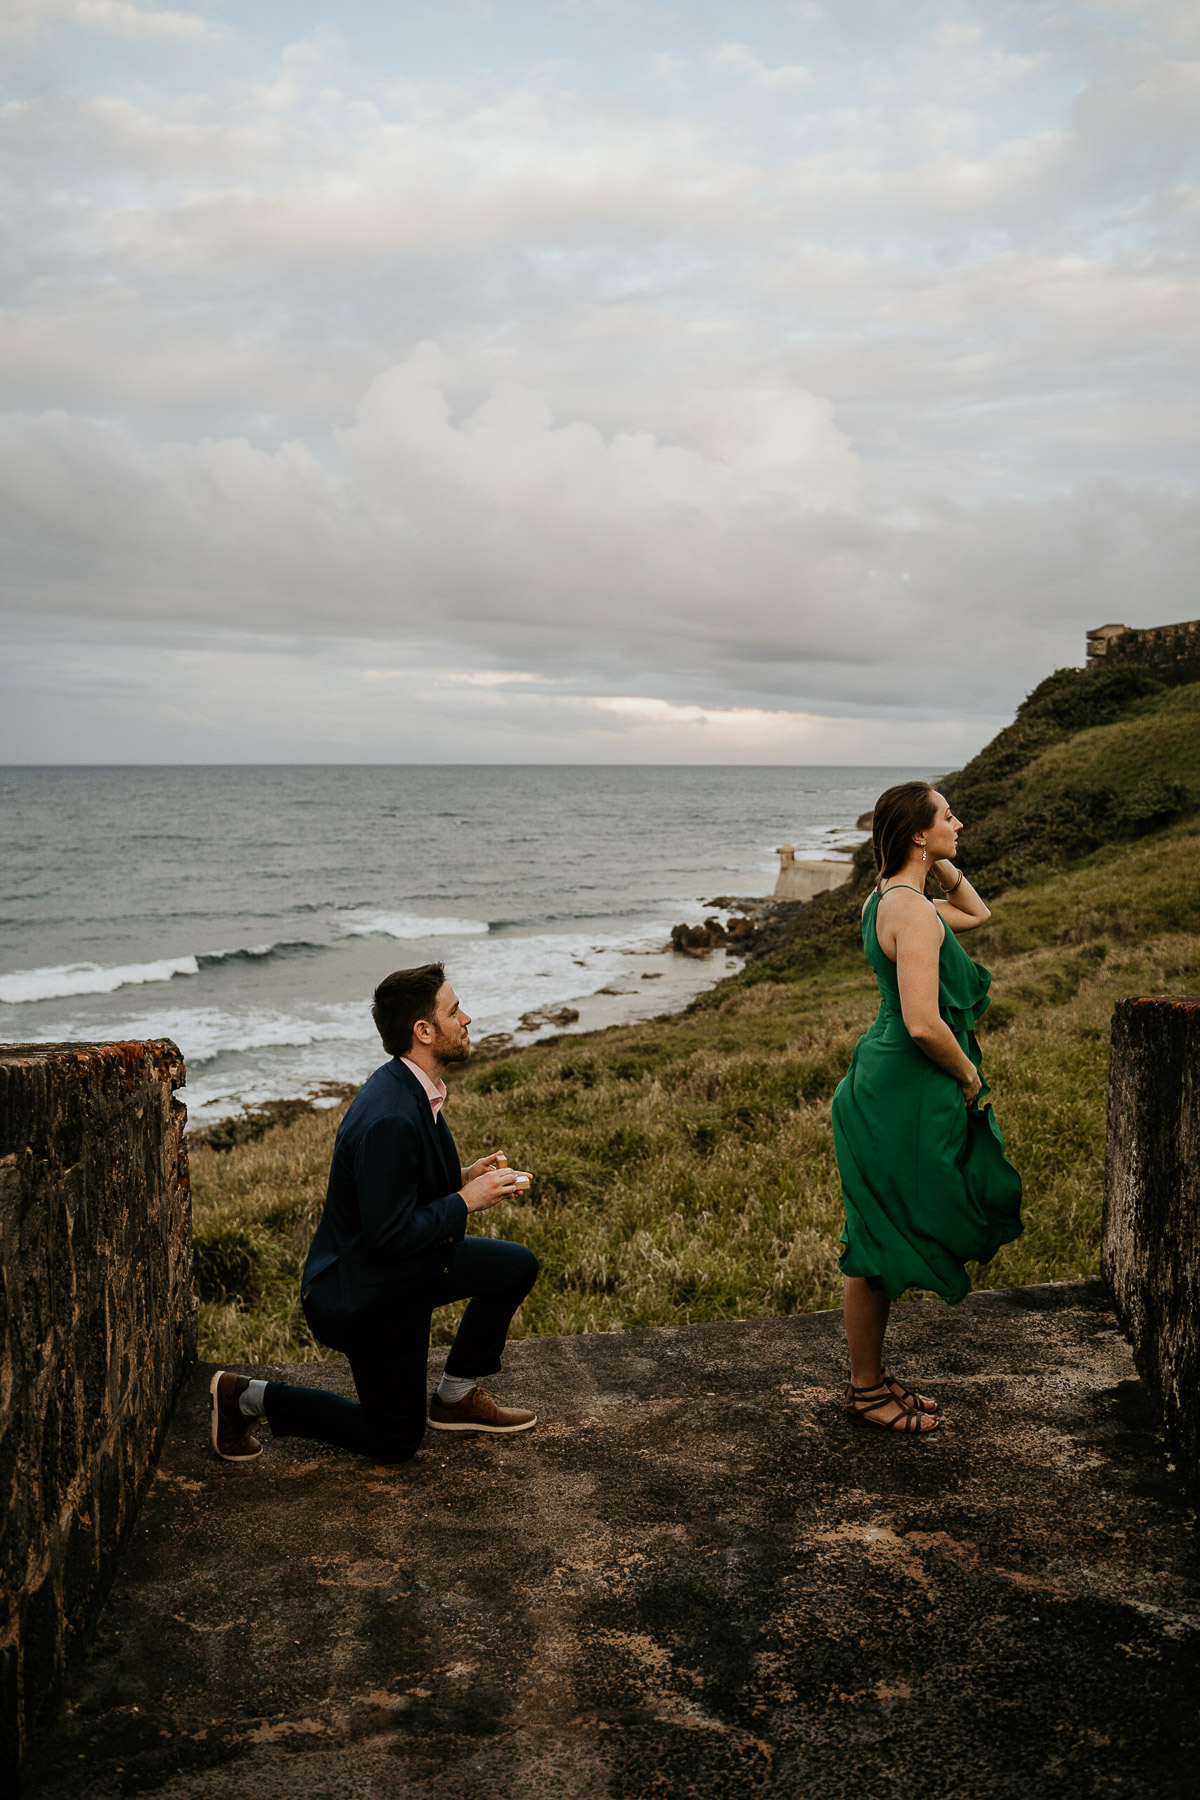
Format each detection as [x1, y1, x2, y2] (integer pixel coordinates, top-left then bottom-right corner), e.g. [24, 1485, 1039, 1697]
[400, 1056, 448, 1123]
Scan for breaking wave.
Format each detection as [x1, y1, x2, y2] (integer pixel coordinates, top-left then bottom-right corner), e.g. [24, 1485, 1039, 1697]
[0, 940, 325, 1005]
[335, 910, 490, 940]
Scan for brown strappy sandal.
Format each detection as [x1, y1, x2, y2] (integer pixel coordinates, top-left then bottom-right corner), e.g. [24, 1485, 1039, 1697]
[844, 1380, 939, 1433]
[882, 1372, 938, 1414]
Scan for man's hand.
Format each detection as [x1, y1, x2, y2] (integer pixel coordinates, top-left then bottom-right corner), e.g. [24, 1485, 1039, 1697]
[460, 1161, 532, 1213]
[463, 1150, 507, 1182]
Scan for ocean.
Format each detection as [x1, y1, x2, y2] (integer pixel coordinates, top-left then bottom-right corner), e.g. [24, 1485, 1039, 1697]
[0, 766, 920, 1125]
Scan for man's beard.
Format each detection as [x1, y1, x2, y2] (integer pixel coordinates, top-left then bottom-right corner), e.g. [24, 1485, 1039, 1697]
[433, 1027, 471, 1065]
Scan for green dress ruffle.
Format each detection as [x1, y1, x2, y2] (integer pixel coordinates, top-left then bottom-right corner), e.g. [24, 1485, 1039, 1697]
[831, 889, 1023, 1304]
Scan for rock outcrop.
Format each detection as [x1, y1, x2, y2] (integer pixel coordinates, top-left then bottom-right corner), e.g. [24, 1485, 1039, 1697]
[670, 915, 755, 957]
[518, 1006, 581, 1032]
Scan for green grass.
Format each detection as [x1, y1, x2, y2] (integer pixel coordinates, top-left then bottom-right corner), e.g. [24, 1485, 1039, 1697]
[1028, 684, 1200, 803]
[190, 818, 1198, 1365]
[937, 682, 1199, 889]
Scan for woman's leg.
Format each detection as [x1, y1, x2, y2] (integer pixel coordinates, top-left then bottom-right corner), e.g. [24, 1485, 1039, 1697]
[843, 1276, 890, 1388]
[842, 1276, 937, 1430]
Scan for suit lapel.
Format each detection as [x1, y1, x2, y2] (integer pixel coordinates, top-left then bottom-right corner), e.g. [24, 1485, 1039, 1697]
[418, 1104, 456, 1193]
[435, 1111, 462, 1186]
[389, 1059, 460, 1193]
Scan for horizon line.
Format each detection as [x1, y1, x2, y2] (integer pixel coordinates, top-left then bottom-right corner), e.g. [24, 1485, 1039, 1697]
[0, 759, 939, 771]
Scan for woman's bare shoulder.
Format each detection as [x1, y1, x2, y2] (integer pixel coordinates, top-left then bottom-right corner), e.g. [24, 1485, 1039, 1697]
[876, 885, 931, 910]
[879, 887, 944, 945]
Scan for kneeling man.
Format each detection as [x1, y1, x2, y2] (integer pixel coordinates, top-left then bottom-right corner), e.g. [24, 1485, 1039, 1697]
[210, 962, 539, 1463]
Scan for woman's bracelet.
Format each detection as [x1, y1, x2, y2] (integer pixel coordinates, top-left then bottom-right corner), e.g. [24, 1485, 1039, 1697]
[939, 867, 964, 895]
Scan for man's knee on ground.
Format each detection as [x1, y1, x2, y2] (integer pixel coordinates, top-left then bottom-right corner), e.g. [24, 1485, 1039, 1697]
[372, 1425, 425, 1465]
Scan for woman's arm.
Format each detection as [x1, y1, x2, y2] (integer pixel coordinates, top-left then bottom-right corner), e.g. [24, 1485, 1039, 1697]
[929, 858, 990, 933]
[891, 896, 982, 1102]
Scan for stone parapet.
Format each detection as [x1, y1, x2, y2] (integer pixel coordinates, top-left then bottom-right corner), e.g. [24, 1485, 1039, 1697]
[771, 847, 851, 903]
[1102, 997, 1200, 1503]
[1085, 618, 1198, 685]
[0, 1041, 194, 1789]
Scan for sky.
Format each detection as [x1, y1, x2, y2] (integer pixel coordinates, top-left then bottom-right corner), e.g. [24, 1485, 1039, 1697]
[0, 0, 1196, 765]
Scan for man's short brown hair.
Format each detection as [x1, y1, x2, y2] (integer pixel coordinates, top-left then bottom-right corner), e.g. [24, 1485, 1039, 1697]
[371, 963, 446, 1056]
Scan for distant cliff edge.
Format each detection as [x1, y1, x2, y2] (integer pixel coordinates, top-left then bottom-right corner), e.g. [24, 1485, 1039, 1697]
[745, 618, 1198, 967]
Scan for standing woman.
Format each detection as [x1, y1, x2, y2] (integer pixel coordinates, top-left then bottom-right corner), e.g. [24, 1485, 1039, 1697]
[831, 782, 1023, 1433]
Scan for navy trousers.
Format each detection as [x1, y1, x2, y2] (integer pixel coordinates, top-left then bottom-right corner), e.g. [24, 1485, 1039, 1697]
[263, 1236, 539, 1465]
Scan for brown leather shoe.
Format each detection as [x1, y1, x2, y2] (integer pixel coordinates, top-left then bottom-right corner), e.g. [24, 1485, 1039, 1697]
[427, 1386, 537, 1434]
[210, 1370, 264, 1460]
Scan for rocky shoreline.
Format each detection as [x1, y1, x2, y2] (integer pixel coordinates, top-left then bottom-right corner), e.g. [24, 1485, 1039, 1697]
[682, 879, 855, 966]
[189, 855, 863, 1143]
[188, 880, 859, 1145]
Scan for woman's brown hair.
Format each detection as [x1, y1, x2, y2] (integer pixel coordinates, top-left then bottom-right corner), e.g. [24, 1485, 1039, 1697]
[871, 782, 938, 882]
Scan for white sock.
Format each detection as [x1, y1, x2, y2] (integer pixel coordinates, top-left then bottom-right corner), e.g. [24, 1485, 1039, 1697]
[436, 1373, 479, 1405]
[239, 1378, 268, 1418]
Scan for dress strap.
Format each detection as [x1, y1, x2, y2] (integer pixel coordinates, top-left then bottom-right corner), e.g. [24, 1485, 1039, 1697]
[877, 883, 927, 897]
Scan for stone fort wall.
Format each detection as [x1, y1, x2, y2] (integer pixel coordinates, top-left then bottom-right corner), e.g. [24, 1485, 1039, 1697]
[1103, 998, 1200, 1507]
[0, 1041, 194, 1789]
[1086, 618, 1198, 686]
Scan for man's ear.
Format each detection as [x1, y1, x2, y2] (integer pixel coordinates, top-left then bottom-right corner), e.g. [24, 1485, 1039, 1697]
[412, 1018, 433, 1045]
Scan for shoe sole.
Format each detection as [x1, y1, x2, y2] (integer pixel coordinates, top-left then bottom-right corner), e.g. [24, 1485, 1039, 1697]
[427, 1415, 537, 1434]
[210, 1369, 264, 1460]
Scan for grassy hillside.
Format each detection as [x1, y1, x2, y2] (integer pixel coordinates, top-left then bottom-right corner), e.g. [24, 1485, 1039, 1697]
[939, 677, 1196, 890]
[191, 672, 1199, 1365]
[744, 670, 1198, 971]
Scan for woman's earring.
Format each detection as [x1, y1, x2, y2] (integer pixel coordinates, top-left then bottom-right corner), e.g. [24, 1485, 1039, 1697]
[921, 843, 927, 863]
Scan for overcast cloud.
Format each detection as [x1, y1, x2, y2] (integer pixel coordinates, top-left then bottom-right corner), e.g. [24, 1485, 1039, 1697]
[1, 0, 1196, 763]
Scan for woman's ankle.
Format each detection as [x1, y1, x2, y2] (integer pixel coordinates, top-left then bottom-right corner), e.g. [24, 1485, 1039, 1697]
[849, 1367, 884, 1390]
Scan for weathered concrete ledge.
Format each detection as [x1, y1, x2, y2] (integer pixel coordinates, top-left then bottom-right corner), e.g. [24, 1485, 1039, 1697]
[1102, 996, 1200, 1503]
[771, 850, 852, 903]
[23, 1281, 1199, 1800]
[0, 1041, 193, 1788]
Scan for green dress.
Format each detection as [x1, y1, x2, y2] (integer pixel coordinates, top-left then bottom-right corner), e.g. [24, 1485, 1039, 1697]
[831, 887, 1023, 1304]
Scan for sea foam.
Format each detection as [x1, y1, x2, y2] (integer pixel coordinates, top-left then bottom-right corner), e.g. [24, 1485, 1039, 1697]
[335, 910, 489, 940]
[0, 940, 324, 1004]
[0, 956, 202, 1004]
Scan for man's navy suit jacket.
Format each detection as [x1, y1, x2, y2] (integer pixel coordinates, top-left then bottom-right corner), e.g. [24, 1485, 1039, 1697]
[301, 1057, 469, 1343]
